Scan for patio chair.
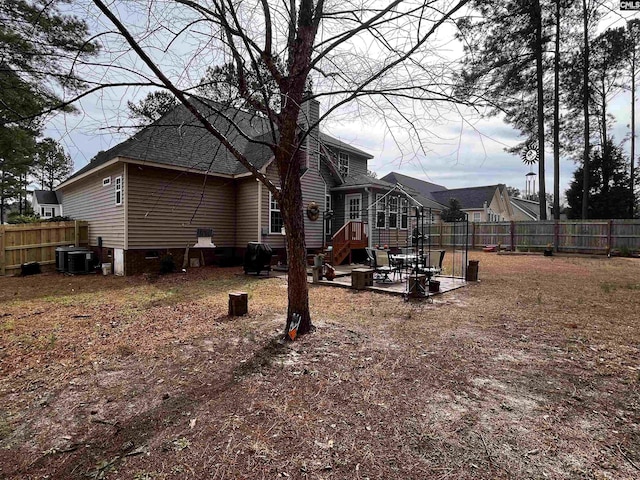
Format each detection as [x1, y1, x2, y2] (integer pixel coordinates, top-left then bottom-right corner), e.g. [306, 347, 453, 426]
[415, 250, 446, 277]
[387, 251, 404, 281]
[365, 248, 393, 283]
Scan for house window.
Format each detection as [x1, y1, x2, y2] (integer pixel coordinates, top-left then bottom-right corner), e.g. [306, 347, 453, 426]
[473, 212, 481, 222]
[375, 194, 386, 229]
[400, 198, 408, 229]
[338, 152, 349, 177]
[103, 177, 111, 186]
[115, 176, 123, 205]
[388, 196, 398, 228]
[269, 190, 283, 234]
[41, 207, 55, 218]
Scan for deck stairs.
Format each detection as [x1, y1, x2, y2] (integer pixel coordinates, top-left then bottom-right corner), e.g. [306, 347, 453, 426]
[328, 221, 368, 265]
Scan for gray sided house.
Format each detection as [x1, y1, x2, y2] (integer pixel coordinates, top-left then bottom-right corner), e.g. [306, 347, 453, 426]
[56, 98, 407, 274]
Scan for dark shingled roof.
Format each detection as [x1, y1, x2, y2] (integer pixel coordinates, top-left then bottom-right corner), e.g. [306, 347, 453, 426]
[319, 133, 374, 159]
[380, 172, 447, 199]
[335, 173, 396, 189]
[64, 98, 374, 185]
[432, 185, 503, 210]
[34, 190, 60, 205]
[65, 98, 275, 182]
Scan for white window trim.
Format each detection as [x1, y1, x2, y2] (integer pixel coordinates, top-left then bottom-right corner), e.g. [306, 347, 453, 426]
[338, 152, 349, 177]
[269, 189, 283, 234]
[388, 196, 398, 229]
[375, 194, 386, 229]
[103, 176, 111, 186]
[115, 176, 123, 206]
[400, 198, 408, 230]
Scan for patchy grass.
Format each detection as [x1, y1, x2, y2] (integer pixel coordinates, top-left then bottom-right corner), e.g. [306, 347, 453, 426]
[0, 255, 639, 479]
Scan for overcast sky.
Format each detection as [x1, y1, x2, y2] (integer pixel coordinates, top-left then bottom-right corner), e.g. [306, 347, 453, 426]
[46, 2, 640, 204]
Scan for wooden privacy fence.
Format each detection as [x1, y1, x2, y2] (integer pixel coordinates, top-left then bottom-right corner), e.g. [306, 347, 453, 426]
[426, 220, 640, 254]
[0, 221, 89, 276]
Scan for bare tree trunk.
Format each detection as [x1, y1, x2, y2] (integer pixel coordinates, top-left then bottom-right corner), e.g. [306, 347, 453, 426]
[632, 46, 636, 216]
[553, 0, 561, 220]
[582, 0, 590, 220]
[533, 0, 547, 220]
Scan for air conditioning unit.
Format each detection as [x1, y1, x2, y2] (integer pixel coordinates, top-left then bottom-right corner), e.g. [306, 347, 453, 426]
[55, 246, 77, 272]
[67, 251, 94, 274]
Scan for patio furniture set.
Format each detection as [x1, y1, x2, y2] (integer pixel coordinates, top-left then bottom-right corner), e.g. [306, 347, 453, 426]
[365, 247, 445, 284]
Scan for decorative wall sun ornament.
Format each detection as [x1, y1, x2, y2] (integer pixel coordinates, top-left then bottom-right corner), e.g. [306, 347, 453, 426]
[522, 143, 539, 165]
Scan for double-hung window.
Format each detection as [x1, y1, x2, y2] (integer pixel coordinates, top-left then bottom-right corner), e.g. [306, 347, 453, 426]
[400, 198, 408, 229]
[375, 194, 386, 229]
[388, 196, 398, 228]
[269, 190, 283, 234]
[338, 152, 349, 177]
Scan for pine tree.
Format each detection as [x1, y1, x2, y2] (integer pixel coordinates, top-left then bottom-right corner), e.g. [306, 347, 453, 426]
[566, 140, 633, 219]
[33, 138, 73, 190]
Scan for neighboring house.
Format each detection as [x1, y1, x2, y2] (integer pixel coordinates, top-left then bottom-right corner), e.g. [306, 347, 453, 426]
[511, 197, 540, 221]
[431, 184, 514, 222]
[56, 97, 408, 274]
[32, 190, 63, 218]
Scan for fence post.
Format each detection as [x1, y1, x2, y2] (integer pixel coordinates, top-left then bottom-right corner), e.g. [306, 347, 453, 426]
[554, 220, 560, 253]
[74, 220, 79, 247]
[471, 222, 476, 249]
[608, 220, 613, 250]
[510, 221, 515, 252]
[0, 228, 5, 276]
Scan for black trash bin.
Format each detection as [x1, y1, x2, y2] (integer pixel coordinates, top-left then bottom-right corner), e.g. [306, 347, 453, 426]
[243, 242, 273, 275]
[466, 260, 479, 281]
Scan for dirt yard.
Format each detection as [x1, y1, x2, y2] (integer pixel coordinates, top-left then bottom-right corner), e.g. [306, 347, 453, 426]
[0, 252, 638, 479]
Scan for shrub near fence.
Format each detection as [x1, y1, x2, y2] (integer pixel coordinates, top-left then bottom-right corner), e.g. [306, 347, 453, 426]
[426, 220, 640, 254]
[0, 221, 89, 276]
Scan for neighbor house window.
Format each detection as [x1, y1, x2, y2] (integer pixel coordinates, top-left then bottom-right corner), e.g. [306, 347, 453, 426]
[269, 190, 283, 234]
[115, 176, 123, 205]
[388, 196, 398, 228]
[473, 212, 481, 222]
[41, 207, 55, 217]
[338, 152, 349, 177]
[103, 177, 111, 186]
[375, 194, 386, 229]
[400, 198, 408, 229]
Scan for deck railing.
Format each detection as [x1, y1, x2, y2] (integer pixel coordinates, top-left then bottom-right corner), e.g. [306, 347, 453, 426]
[331, 221, 368, 264]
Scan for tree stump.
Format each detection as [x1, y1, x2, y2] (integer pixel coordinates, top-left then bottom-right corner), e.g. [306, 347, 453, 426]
[228, 292, 248, 316]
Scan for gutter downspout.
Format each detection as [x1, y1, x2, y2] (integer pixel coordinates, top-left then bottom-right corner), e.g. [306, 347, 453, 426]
[365, 187, 373, 249]
[257, 179, 262, 242]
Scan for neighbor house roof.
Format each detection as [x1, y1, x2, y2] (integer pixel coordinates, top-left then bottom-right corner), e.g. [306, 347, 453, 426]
[431, 185, 504, 210]
[380, 172, 447, 199]
[33, 190, 61, 205]
[511, 197, 539, 220]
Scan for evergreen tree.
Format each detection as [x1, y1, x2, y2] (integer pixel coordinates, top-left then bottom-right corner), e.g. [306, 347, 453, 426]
[32, 138, 73, 190]
[457, 0, 568, 221]
[566, 140, 633, 219]
[441, 198, 466, 222]
[1, 0, 98, 218]
[127, 91, 178, 127]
